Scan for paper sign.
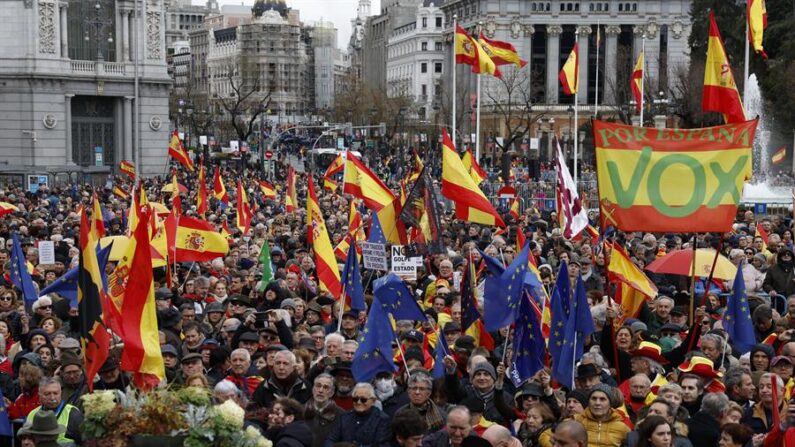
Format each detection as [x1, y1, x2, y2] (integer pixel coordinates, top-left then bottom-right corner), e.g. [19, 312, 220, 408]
[38, 240, 55, 265]
[390, 245, 421, 280]
[200, 135, 208, 145]
[361, 242, 388, 271]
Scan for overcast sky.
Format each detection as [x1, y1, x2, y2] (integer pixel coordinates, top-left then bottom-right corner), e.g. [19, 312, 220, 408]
[217, 0, 382, 50]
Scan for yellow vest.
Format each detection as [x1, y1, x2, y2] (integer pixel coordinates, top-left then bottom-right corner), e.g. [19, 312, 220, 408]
[28, 403, 76, 444]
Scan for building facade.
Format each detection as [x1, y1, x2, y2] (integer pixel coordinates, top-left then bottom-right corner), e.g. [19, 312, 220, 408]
[164, 0, 217, 48]
[0, 0, 173, 179]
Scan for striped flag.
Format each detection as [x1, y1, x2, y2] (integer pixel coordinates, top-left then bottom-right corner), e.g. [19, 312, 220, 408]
[90, 194, 106, 238]
[509, 197, 521, 220]
[112, 186, 129, 200]
[323, 154, 345, 192]
[703, 12, 746, 124]
[631, 52, 644, 112]
[258, 179, 277, 198]
[286, 167, 298, 212]
[555, 138, 588, 238]
[168, 130, 194, 171]
[343, 151, 396, 210]
[559, 43, 579, 95]
[0, 202, 18, 218]
[478, 32, 527, 67]
[772, 146, 786, 165]
[236, 181, 252, 235]
[455, 24, 501, 77]
[212, 166, 229, 203]
[748, 0, 768, 58]
[197, 157, 208, 216]
[307, 176, 342, 298]
[119, 160, 136, 180]
[462, 148, 488, 185]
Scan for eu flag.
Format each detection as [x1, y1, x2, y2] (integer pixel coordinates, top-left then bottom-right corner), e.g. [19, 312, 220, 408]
[353, 297, 398, 382]
[489, 242, 530, 330]
[9, 232, 38, 306]
[724, 263, 755, 355]
[510, 292, 545, 386]
[552, 275, 595, 389]
[460, 261, 481, 331]
[478, 250, 509, 331]
[367, 212, 387, 244]
[548, 261, 571, 362]
[341, 243, 366, 312]
[0, 386, 11, 436]
[373, 273, 427, 321]
[432, 331, 451, 379]
[40, 243, 113, 307]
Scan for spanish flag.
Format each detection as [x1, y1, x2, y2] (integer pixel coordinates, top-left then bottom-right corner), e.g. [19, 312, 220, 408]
[335, 201, 364, 261]
[406, 152, 424, 183]
[441, 129, 505, 227]
[91, 194, 106, 238]
[168, 130, 194, 171]
[376, 197, 409, 245]
[118, 205, 165, 390]
[165, 214, 230, 262]
[258, 179, 277, 199]
[196, 158, 208, 216]
[703, 11, 746, 124]
[307, 176, 342, 298]
[112, 186, 128, 200]
[748, 0, 768, 58]
[559, 43, 579, 95]
[77, 202, 110, 392]
[286, 167, 298, 212]
[343, 151, 396, 211]
[631, 51, 644, 112]
[478, 32, 527, 67]
[323, 154, 345, 192]
[772, 146, 786, 165]
[509, 197, 521, 220]
[462, 148, 487, 185]
[454, 24, 501, 77]
[0, 202, 18, 218]
[119, 160, 136, 180]
[212, 167, 229, 203]
[608, 242, 658, 326]
[236, 181, 252, 235]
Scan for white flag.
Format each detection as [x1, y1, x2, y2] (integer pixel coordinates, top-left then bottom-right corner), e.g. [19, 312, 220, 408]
[555, 138, 589, 238]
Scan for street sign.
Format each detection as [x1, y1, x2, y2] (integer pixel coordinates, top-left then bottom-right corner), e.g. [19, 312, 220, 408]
[265, 150, 273, 159]
[754, 203, 767, 215]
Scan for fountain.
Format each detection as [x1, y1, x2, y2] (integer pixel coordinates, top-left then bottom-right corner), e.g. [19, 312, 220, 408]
[740, 74, 791, 206]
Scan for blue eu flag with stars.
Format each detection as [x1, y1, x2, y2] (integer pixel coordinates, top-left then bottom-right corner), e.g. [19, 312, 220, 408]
[367, 212, 387, 244]
[432, 332, 451, 379]
[340, 243, 366, 312]
[9, 232, 38, 306]
[479, 249, 511, 331]
[552, 275, 595, 390]
[352, 297, 398, 382]
[724, 263, 755, 355]
[40, 242, 113, 307]
[548, 261, 571, 362]
[374, 273, 427, 321]
[510, 291, 545, 386]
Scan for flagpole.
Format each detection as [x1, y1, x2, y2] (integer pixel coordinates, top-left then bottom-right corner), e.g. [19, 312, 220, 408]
[452, 15, 458, 148]
[475, 74, 482, 162]
[336, 283, 347, 333]
[573, 33, 580, 185]
[743, 19, 750, 110]
[571, 330, 577, 388]
[639, 35, 646, 127]
[594, 23, 600, 117]
[395, 336, 413, 379]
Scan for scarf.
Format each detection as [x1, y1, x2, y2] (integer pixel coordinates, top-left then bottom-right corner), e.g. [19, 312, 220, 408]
[411, 401, 445, 432]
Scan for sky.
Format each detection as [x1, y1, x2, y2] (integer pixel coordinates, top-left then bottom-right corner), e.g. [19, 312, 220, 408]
[217, 0, 382, 50]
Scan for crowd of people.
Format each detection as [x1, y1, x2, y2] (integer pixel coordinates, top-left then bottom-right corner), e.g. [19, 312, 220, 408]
[1, 154, 795, 447]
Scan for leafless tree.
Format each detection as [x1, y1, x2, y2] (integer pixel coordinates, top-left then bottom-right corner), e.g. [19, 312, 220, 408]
[216, 57, 272, 142]
[481, 65, 545, 152]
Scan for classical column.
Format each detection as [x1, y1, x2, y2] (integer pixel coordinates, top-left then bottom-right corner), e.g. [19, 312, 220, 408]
[123, 96, 134, 161]
[633, 24, 645, 60]
[546, 25, 563, 105]
[59, 2, 68, 58]
[576, 25, 592, 106]
[65, 94, 74, 164]
[603, 25, 620, 105]
[122, 10, 130, 62]
[643, 21, 661, 91]
[128, 10, 134, 62]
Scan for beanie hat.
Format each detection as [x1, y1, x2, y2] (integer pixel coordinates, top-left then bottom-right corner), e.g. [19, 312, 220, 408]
[567, 389, 590, 408]
[471, 362, 496, 380]
[588, 384, 615, 404]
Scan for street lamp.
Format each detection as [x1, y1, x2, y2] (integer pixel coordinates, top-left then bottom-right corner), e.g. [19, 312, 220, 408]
[84, 0, 114, 61]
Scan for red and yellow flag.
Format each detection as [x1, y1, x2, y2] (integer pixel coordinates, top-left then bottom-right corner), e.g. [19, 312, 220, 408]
[212, 167, 229, 203]
[509, 197, 521, 220]
[258, 179, 277, 199]
[118, 205, 166, 390]
[559, 43, 579, 95]
[748, 0, 768, 58]
[119, 160, 136, 180]
[168, 130, 194, 171]
[631, 51, 644, 112]
[376, 197, 409, 245]
[406, 152, 424, 183]
[441, 130, 505, 227]
[112, 186, 128, 200]
[703, 11, 746, 124]
[236, 181, 252, 235]
[462, 148, 488, 185]
[343, 151, 396, 210]
[165, 214, 230, 262]
[77, 202, 110, 391]
[323, 154, 345, 192]
[478, 32, 527, 68]
[286, 167, 298, 212]
[334, 201, 364, 261]
[91, 194, 106, 238]
[454, 24, 501, 77]
[197, 158, 208, 216]
[307, 177, 342, 298]
[772, 146, 786, 165]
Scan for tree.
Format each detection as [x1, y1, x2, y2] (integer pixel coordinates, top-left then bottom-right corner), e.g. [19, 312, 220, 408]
[481, 66, 544, 152]
[216, 56, 272, 142]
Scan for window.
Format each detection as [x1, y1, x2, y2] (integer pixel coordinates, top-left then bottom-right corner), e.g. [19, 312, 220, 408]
[422, 17, 427, 28]
[422, 41, 428, 51]
[421, 84, 427, 96]
[436, 17, 442, 28]
[434, 62, 442, 73]
[435, 42, 443, 51]
[421, 62, 427, 73]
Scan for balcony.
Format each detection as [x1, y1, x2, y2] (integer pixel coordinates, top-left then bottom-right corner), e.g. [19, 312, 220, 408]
[70, 60, 129, 77]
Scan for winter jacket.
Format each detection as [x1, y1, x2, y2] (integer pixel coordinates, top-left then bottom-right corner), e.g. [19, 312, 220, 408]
[253, 374, 311, 408]
[323, 407, 392, 447]
[304, 399, 343, 447]
[763, 250, 795, 296]
[272, 421, 313, 447]
[742, 400, 789, 435]
[421, 428, 475, 447]
[443, 372, 515, 425]
[574, 408, 630, 447]
[686, 410, 721, 446]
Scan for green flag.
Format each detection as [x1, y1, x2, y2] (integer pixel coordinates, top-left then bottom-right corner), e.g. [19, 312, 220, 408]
[258, 242, 273, 291]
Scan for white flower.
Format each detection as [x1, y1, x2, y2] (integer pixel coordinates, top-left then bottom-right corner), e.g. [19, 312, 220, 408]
[256, 438, 273, 447]
[81, 391, 117, 419]
[244, 426, 261, 439]
[215, 400, 245, 429]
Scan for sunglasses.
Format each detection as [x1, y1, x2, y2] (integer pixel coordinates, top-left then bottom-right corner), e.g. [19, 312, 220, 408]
[0, 296, 12, 301]
[40, 305, 51, 309]
[352, 397, 372, 403]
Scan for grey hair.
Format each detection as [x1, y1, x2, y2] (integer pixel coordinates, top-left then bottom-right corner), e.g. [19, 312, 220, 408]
[447, 405, 471, 420]
[590, 306, 607, 327]
[407, 370, 434, 388]
[342, 340, 359, 350]
[194, 277, 210, 288]
[38, 376, 61, 390]
[658, 383, 683, 397]
[761, 372, 785, 389]
[230, 348, 251, 362]
[315, 373, 336, 391]
[700, 392, 729, 419]
[656, 296, 674, 306]
[274, 350, 296, 364]
[582, 351, 609, 370]
[353, 382, 376, 399]
[645, 358, 666, 376]
[701, 333, 725, 352]
[214, 379, 241, 397]
[325, 333, 344, 347]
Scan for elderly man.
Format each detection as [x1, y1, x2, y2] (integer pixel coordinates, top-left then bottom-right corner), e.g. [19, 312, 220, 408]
[626, 374, 651, 419]
[27, 377, 84, 445]
[640, 296, 675, 334]
[304, 373, 343, 447]
[422, 406, 473, 447]
[397, 370, 447, 434]
[551, 420, 588, 447]
[58, 354, 87, 408]
[253, 350, 310, 408]
[742, 373, 786, 434]
[324, 383, 392, 447]
[442, 357, 514, 425]
[686, 392, 729, 445]
[224, 348, 263, 399]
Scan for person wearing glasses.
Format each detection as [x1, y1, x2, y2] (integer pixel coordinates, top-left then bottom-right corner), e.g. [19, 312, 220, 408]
[324, 382, 391, 447]
[304, 374, 342, 447]
[397, 371, 446, 434]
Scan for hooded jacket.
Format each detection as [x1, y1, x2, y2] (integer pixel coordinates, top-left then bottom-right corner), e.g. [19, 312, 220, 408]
[763, 247, 795, 296]
[574, 408, 630, 447]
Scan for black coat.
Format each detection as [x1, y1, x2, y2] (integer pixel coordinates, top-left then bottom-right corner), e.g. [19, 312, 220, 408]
[253, 375, 312, 408]
[323, 408, 392, 447]
[272, 421, 314, 447]
[686, 410, 721, 447]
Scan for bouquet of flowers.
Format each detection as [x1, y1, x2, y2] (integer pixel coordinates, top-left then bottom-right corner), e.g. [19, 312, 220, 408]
[185, 400, 273, 447]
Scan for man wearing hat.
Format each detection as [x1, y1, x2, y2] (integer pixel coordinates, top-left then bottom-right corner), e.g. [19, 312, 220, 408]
[178, 353, 205, 384]
[678, 356, 726, 393]
[94, 355, 129, 392]
[27, 377, 84, 444]
[442, 358, 514, 426]
[579, 256, 603, 293]
[339, 310, 361, 341]
[58, 354, 87, 408]
[17, 410, 66, 447]
[161, 344, 181, 384]
[328, 361, 355, 410]
[573, 384, 629, 447]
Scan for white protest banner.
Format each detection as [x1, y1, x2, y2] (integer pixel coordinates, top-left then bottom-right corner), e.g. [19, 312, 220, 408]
[38, 240, 55, 265]
[390, 245, 422, 280]
[361, 242, 388, 271]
